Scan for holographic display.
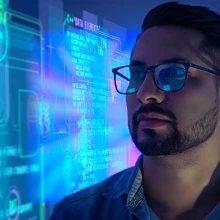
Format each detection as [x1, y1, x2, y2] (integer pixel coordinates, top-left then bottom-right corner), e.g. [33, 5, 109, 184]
[0, 0, 140, 219]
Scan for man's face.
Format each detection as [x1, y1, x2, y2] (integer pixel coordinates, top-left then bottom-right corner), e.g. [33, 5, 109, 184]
[127, 26, 220, 156]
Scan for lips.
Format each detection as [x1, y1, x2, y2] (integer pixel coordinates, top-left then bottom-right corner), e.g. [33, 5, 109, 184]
[137, 113, 171, 123]
[136, 113, 171, 129]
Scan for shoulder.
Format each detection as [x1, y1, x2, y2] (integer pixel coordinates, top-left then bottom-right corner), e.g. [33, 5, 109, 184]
[50, 167, 134, 220]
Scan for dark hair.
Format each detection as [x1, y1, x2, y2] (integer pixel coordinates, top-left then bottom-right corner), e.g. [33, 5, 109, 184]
[132, 1, 220, 88]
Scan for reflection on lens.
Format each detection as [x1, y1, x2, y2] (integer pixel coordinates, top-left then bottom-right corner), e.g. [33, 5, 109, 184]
[115, 66, 146, 94]
[155, 63, 186, 92]
[127, 87, 136, 93]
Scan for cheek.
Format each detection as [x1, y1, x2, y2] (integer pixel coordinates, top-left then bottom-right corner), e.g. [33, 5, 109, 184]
[170, 79, 215, 128]
[187, 77, 215, 106]
[126, 95, 138, 125]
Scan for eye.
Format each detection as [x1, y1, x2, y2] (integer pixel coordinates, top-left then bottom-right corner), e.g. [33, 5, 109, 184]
[130, 67, 145, 79]
[172, 68, 185, 80]
[160, 67, 185, 79]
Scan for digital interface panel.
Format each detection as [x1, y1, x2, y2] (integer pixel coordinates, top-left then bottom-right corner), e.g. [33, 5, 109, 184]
[0, 0, 140, 219]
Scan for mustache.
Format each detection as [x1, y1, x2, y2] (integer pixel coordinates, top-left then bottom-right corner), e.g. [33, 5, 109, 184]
[132, 104, 177, 127]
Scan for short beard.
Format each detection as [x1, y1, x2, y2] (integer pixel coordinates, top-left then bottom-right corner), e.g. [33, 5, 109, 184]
[129, 100, 219, 156]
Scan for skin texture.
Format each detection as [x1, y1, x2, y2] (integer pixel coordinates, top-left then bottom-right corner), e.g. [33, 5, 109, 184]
[127, 26, 220, 220]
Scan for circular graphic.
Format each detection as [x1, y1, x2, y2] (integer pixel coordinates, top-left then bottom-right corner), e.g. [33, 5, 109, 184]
[5, 187, 21, 220]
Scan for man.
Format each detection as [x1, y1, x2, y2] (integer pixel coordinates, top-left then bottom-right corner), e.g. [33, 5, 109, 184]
[50, 2, 220, 219]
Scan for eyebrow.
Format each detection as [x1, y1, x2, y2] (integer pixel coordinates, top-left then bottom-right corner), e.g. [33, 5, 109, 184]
[129, 57, 190, 66]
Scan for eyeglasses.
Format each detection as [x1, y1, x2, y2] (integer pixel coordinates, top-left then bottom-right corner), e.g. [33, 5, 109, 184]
[112, 62, 220, 94]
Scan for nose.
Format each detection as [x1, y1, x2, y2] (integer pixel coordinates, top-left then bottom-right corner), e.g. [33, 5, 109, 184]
[136, 70, 166, 104]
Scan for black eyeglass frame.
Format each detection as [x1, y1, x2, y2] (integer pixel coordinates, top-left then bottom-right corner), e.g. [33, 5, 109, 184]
[112, 62, 220, 94]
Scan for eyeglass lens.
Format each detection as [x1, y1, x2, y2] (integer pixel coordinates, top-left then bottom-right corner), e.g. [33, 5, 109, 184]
[115, 63, 187, 93]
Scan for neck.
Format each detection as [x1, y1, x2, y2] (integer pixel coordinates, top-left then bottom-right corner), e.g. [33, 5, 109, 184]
[142, 144, 220, 219]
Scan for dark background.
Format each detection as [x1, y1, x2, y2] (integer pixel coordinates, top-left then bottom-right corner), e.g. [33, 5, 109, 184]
[9, 0, 220, 50]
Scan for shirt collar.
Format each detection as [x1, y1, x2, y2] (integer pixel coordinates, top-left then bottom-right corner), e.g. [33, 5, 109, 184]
[104, 154, 144, 201]
[126, 154, 144, 211]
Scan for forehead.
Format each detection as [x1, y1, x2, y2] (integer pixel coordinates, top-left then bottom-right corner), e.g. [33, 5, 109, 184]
[132, 26, 205, 65]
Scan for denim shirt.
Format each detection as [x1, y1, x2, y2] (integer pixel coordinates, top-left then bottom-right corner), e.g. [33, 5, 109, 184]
[50, 154, 220, 220]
